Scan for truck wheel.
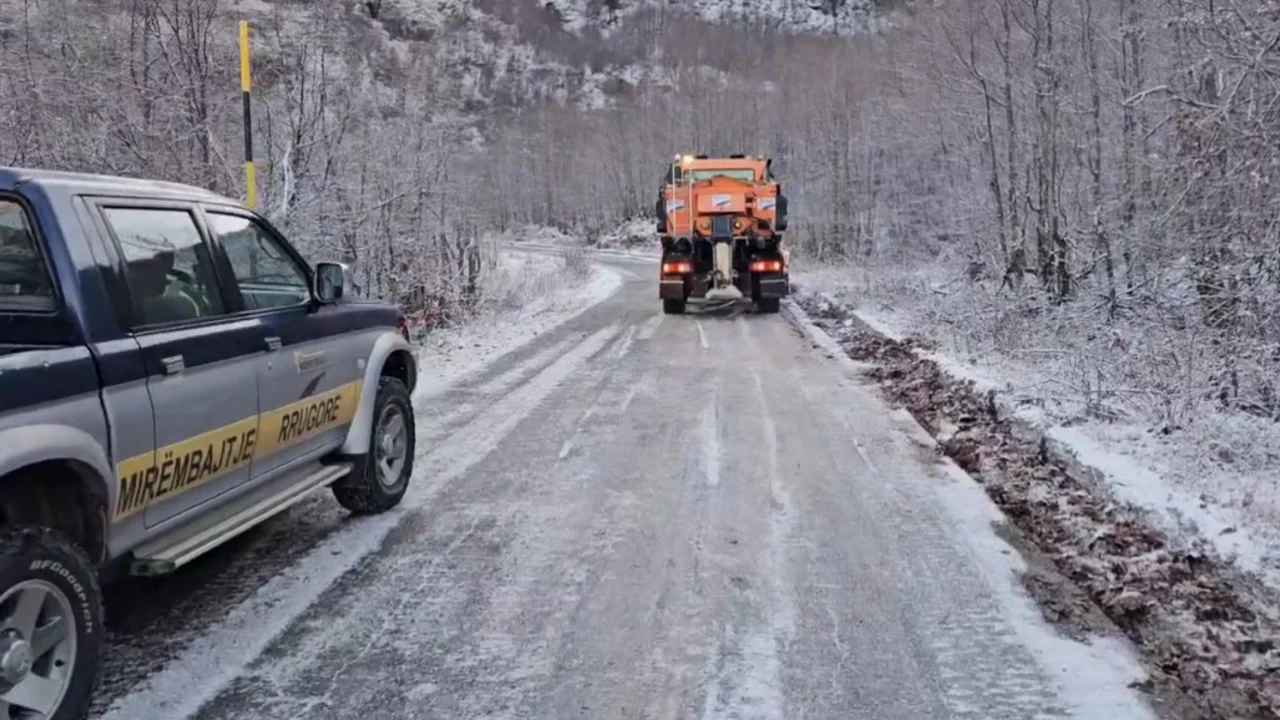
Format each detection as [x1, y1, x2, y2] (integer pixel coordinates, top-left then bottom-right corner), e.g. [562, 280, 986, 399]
[0, 527, 102, 720]
[662, 299, 686, 315]
[333, 376, 416, 514]
[757, 298, 781, 314]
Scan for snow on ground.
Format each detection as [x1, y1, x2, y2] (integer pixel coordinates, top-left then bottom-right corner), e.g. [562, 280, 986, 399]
[785, 291, 1280, 716]
[491, 224, 579, 246]
[795, 265, 1280, 596]
[496, 221, 660, 259]
[97, 249, 623, 720]
[929, 460, 1157, 720]
[540, 0, 892, 36]
[412, 249, 622, 399]
[783, 301, 1157, 720]
[595, 217, 659, 251]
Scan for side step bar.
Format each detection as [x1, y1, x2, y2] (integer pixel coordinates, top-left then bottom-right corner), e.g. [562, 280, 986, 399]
[129, 463, 352, 576]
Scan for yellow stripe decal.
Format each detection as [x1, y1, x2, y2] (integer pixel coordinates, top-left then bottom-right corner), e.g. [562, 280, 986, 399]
[257, 380, 362, 458]
[113, 380, 363, 520]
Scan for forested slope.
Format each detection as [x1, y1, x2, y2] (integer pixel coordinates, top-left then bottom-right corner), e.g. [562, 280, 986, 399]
[4, 0, 1278, 480]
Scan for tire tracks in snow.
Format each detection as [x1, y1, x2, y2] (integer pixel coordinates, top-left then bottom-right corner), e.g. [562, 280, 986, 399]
[92, 265, 630, 717]
[96, 323, 624, 720]
[696, 319, 796, 720]
[202, 315, 656, 719]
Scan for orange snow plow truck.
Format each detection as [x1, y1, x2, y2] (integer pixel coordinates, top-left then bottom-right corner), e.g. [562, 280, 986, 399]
[654, 153, 790, 314]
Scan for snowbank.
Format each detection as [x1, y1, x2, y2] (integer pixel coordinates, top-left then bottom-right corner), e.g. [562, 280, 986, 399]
[796, 267, 1280, 598]
[491, 224, 580, 247]
[785, 290, 1280, 717]
[593, 217, 656, 251]
[412, 251, 622, 399]
[498, 222, 660, 260]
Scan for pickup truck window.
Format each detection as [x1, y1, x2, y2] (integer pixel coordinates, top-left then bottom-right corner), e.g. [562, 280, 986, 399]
[0, 199, 55, 312]
[102, 207, 227, 327]
[206, 213, 311, 311]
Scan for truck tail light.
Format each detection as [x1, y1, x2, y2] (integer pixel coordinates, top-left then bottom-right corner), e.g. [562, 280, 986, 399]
[398, 317, 412, 342]
[662, 261, 693, 274]
[750, 259, 783, 273]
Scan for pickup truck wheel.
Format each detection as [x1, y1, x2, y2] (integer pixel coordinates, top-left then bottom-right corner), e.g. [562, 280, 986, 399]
[662, 299, 686, 315]
[0, 527, 101, 720]
[332, 377, 416, 515]
[757, 298, 781, 314]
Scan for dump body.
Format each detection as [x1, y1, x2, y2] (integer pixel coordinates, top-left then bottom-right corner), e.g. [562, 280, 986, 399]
[654, 154, 790, 314]
[660, 157, 782, 241]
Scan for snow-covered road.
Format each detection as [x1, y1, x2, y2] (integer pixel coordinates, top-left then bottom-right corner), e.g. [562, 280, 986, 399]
[93, 254, 1157, 719]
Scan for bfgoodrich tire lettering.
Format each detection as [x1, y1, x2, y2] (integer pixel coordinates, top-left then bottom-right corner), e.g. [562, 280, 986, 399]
[332, 376, 415, 514]
[0, 527, 102, 720]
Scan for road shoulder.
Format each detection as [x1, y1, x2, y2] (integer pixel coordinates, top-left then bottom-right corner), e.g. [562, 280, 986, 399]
[782, 297, 1219, 720]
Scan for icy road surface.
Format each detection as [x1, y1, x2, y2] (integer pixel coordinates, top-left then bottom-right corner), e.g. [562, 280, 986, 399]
[95, 254, 1155, 720]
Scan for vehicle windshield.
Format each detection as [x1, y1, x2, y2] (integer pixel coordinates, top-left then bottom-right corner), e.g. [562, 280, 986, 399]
[689, 168, 755, 183]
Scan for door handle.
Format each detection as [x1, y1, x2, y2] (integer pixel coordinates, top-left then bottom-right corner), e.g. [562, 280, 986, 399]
[161, 355, 185, 375]
[265, 335, 282, 351]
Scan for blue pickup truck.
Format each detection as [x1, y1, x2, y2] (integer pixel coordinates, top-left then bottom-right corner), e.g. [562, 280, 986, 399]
[0, 167, 419, 718]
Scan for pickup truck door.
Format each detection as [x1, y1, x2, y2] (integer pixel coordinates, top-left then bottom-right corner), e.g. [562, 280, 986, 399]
[200, 209, 364, 479]
[94, 203, 263, 529]
[0, 194, 155, 551]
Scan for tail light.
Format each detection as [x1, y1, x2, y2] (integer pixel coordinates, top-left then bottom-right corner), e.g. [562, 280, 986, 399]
[662, 261, 693, 274]
[397, 316, 411, 342]
[750, 259, 783, 273]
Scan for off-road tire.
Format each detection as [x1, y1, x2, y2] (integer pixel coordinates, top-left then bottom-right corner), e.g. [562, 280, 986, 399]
[662, 299, 686, 315]
[757, 298, 781, 314]
[0, 527, 102, 720]
[332, 376, 415, 514]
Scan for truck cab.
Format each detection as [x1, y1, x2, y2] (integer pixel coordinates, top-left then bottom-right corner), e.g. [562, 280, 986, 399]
[0, 166, 419, 719]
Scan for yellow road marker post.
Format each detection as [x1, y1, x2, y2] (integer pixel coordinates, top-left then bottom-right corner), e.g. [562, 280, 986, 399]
[239, 20, 256, 208]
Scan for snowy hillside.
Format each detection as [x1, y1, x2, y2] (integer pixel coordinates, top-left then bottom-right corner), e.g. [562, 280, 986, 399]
[0, 0, 891, 322]
[346, 0, 887, 118]
[539, 0, 883, 35]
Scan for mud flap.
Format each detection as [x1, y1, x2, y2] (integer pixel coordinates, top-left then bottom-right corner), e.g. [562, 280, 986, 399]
[755, 277, 788, 299]
[659, 279, 686, 300]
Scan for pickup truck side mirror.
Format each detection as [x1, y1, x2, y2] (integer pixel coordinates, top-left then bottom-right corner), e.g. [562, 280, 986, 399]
[314, 261, 347, 304]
